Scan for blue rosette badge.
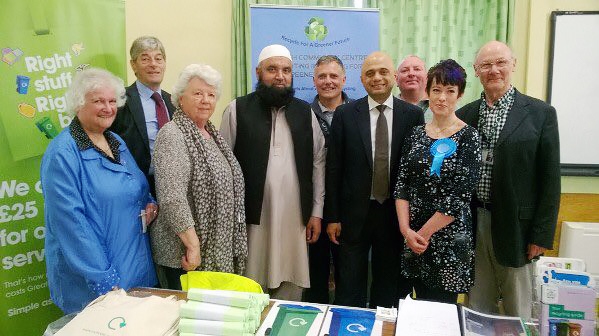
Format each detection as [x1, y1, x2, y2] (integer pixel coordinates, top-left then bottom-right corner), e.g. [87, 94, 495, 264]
[429, 138, 457, 177]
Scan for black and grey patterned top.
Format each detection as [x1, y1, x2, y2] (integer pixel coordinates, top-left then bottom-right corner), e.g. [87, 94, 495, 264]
[394, 125, 481, 293]
[150, 119, 247, 274]
[476, 86, 514, 202]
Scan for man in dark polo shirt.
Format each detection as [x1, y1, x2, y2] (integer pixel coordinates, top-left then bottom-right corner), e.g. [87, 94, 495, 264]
[305, 55, 353, 304]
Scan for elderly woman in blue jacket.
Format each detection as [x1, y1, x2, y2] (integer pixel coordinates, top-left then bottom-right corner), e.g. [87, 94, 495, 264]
[40, 68, 158, 314]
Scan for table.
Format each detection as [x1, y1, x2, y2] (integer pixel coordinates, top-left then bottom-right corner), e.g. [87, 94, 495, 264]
[128, 287, 397, 335]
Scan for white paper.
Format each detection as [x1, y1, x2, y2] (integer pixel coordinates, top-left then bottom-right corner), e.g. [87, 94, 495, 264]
[395, 295, 461, 336]
[140, 210, 147, 233]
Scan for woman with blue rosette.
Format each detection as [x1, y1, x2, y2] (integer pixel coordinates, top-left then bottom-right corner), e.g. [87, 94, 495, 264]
[394, 59, 481, 303]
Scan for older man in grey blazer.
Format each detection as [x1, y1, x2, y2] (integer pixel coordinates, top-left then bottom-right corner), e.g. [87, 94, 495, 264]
[457, 41, 560, 319]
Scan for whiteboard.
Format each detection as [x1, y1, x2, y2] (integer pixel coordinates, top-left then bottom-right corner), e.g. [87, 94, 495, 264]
[548, 11, 599, 176]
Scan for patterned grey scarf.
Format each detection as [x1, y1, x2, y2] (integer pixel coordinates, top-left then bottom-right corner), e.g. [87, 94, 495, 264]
[173, 108, 247, 274]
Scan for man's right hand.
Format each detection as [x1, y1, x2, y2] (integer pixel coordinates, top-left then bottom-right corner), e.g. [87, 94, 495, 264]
[327, 222, 342, 245]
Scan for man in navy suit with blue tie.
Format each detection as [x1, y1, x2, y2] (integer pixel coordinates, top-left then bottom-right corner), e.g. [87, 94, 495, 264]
[325, 51, 423, 308]
[110, 36, 175, 197]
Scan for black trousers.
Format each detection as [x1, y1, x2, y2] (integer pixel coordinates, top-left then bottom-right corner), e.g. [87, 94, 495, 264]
[334, 200, 412, 308]
[159, 265, 186, 290]
[413, 279, 459, 304]
[147, 173, 157, 199]
[303, 230, 340, 304]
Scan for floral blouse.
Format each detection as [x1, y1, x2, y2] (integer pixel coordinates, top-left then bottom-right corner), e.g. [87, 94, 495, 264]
[394, 124, 481, 293]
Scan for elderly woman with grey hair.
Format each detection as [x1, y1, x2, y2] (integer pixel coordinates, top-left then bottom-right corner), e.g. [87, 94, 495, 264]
[151, 64, 247, 290]
[40, 68, 158, 314]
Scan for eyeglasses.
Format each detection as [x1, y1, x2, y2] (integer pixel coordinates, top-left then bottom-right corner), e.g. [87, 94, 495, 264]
[476, 58, 512, 72]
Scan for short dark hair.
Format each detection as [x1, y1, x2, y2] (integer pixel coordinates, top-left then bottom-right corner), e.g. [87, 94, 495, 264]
[426, 59, 467, 95]
[315, 55, 345, 73]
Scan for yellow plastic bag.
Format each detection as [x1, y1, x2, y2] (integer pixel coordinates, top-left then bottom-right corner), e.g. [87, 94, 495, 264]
[180, 271, 263, 293]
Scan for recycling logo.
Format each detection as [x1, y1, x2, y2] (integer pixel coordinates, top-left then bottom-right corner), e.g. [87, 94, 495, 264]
[108, 316, 127, 330]
[305, 17, 328, 41]
[288, 317, 308, 327]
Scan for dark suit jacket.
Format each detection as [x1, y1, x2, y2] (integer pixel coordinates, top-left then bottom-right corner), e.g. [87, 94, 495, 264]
[324, 96, 424, 243]
[456, 89, 560, 268]
[109, 83, 175, 177]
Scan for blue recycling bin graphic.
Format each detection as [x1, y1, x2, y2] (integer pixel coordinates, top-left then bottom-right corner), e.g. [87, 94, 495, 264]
[328, 308, 376, 335]
[16, 75, 30, 94]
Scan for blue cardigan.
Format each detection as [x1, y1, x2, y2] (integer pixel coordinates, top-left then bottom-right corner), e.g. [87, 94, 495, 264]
[41, 126, 157, 314]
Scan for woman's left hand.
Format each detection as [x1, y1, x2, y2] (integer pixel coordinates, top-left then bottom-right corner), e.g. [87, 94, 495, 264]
[417, 227, 433, 243]
[405, 229, 428, 254]
[182, 246, 201, 271]
[144, 203, 158, 225]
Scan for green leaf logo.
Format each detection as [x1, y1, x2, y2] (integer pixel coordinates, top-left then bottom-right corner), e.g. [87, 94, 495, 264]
[305, 17, 328, 41]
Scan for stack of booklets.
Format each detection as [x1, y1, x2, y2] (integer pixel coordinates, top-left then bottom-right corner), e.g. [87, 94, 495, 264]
[320, 306, 384, 335]
[255, 300, 384, 336]
[534, 257, 597, 336]
[178, 288, 269, 336]
[395, 295, 528, 336]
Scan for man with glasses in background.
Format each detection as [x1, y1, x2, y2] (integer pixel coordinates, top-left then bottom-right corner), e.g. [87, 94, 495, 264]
[457, 40, 560, 319]
[110, 36, 175, 197]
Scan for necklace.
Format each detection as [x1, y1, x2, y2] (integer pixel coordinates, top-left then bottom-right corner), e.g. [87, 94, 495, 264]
[95, 142, 114, 158]
[430, 118, 459, 137]
[90, 135, 113, 157]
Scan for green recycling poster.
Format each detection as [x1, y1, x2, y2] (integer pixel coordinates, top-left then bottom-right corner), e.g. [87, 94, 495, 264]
[0, 0, 125, 334]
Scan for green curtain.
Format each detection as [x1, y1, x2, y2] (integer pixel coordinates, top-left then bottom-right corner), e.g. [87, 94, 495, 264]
[232, 1, 251, 96]
[381, 0, 514, 103]
[232, 0, 514, 103]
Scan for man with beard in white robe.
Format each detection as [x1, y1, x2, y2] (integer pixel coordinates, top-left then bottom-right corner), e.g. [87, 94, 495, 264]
[221, 44, 325, 300]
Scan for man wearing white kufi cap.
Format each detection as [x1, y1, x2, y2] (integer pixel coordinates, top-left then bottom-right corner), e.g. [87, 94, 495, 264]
[221, 44, 326, 300]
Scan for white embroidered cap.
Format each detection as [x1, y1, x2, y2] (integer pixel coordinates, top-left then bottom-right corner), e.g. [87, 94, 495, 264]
[258, 44, 292, 63]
